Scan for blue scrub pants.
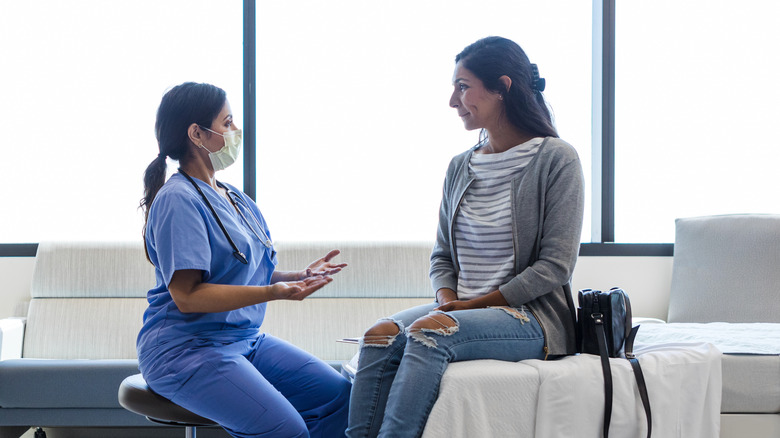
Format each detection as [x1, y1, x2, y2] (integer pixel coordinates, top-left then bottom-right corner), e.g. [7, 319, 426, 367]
[141, 334, 351, 438]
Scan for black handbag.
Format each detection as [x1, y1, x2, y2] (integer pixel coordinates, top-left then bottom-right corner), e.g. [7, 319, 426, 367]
[577, 287, 652, 438]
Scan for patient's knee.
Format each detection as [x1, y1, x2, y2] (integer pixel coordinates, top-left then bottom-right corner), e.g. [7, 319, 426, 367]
[408, 313, 457, 332]
[362, 319, 402, 347]
[407, 312, 459, 348]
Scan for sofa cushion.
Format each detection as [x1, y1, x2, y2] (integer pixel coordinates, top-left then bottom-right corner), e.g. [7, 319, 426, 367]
[0, 359, 139, 408]
[32, 241, 154, 299]
[23, 298, 147, 359]
[722, 354, 780, 414]
[262, 297, 432, 361]
[273, 241, 434, 298]
[668, 214, 780, 323]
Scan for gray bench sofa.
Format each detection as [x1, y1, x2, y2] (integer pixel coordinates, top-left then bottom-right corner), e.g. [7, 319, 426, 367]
[636, 214, 780, 437]
[2, 220, 774, 436]
[0, 242, 153, 437]
[0, 241, 431, 437]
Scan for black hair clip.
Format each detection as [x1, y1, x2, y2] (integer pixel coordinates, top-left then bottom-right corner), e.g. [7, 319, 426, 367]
[531, 64, 546, 92]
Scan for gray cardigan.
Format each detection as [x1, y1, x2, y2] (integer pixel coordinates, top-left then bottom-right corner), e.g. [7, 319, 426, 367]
[430, 137, 585, 356]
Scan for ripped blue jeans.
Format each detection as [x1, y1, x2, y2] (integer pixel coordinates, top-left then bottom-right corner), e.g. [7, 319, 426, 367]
[345, 302, 545, 438]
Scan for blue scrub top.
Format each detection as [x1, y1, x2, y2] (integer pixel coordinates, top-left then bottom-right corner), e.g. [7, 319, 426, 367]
[137, 173, 277, 360]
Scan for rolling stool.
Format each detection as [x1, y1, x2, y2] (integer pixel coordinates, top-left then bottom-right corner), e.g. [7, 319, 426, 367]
[118, 373, 218, 438]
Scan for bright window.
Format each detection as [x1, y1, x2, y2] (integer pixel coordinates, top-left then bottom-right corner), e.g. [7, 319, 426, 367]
[0, 1, 592, 245]
[255, 0, 593, 242]
[0, 0, 243, 243]
[615, 0, 780, 242]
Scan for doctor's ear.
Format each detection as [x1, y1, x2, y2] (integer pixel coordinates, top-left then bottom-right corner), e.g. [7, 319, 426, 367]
[187, 123, 203, 146]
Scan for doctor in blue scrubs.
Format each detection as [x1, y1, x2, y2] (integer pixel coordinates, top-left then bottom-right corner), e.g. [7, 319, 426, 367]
[137, 82, 351, 438]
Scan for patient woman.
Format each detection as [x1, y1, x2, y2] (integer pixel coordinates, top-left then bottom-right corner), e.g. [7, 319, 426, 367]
[346, 37, 584, 438]
[137, 82, 351, 438]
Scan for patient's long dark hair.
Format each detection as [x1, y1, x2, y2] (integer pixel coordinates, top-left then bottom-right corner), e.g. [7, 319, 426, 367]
[140, 82, 226, 261]
[456, 36, 557, 143]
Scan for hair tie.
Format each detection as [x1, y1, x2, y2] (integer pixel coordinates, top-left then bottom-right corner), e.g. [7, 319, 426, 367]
[157, 152, 167, 160]
[531, 64, 546, 92]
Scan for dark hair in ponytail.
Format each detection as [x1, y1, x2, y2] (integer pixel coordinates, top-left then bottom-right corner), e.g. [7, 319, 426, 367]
[455, 36, 558, 143]
[140, 82, 226, 259]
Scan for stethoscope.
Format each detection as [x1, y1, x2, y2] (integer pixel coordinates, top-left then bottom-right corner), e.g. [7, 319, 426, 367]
[179, 169, 273, 264]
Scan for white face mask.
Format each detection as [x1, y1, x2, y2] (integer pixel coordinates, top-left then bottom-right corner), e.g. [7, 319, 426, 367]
[199, 126, 242, 171]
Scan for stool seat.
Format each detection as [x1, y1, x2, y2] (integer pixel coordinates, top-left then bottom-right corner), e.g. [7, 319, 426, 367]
[118, 373, 217, 427]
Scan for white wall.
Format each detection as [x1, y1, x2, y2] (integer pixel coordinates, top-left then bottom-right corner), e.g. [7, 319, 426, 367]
[571, 257, 673, 320]
[0, 255, 674, 320]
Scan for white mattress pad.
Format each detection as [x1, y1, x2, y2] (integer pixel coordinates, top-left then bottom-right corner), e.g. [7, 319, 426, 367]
[636, 322, 780, 413]
[635, 322, 780, 355]
[422, 342, 721, 438]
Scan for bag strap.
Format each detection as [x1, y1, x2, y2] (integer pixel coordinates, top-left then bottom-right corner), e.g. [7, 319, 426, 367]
[594, 316, 652, 437]
[593, 311, 613, 438]
[592, 290, 652, 437]
[625, 326, 652, 438]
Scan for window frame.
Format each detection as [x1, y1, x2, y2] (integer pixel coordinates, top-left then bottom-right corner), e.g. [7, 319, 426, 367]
[0, 0, 672, 258]
[584, 0, 673, 256]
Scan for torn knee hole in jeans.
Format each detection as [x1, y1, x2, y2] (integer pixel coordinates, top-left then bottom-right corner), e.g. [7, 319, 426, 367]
[489, 306, 531, 323]
[361, 318, 403, 348]
[406, 311, 459, 348]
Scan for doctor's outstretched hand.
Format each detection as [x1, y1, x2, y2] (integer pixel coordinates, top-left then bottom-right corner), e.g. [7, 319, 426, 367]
[302, 249, 348, 278]
[272, 275, 334, 301]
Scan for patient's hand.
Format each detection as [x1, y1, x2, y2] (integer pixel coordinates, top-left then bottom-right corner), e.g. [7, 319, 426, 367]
[435, 288, 458, 307]
[435, 300, 476, 312]
[302, 249, 348, 278]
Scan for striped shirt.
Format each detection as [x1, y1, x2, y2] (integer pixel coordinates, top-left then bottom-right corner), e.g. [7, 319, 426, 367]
[454, 138, 543, 300]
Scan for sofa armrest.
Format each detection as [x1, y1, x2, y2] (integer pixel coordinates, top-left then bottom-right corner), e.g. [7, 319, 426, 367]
[0, 317, 26, 360]
[633, 316, 666, 325]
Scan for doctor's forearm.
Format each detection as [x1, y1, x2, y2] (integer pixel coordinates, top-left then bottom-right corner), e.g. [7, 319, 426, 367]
[173, 283, 279, 313]
[169, 269, 279, 313]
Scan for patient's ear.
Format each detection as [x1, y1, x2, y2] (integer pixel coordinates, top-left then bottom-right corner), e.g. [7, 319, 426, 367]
[498, 75, 512, 94]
